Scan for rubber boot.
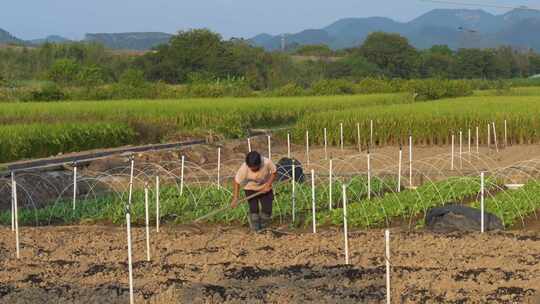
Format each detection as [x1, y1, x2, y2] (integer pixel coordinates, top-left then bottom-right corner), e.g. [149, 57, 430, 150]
[260, 213, 272, 230]
[249, 213, 262, 232]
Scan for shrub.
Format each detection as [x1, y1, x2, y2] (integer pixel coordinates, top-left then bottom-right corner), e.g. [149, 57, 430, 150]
[25, 83, 67, 102]
[403, 79, 473, 100]
[354, 77, 398, 94]
[265, 83, 306, 97]
[310, 79, 354, 95]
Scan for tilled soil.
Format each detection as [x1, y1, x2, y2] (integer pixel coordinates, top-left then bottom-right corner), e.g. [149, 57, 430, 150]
[1, 225, 539, 303]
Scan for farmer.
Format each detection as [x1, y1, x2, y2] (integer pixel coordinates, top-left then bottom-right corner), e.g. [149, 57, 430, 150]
[231, 151, 277, 231]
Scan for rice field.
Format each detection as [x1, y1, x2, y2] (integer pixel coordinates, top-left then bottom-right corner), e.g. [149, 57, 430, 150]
[2, 91, 540, 163]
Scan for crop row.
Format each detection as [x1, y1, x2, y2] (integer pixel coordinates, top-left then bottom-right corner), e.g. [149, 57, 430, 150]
[472, 181, 540, 228]
[0, 176, 500, 229]
[293, 96, 540, 147]
[0, 123, 135, 163]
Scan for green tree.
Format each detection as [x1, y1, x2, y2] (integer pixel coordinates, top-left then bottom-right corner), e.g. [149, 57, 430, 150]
[359, 32, 420, 78]
[455, 49, 496, 79]
[420, 46, 456, 78]
[119, 68, 146, 87]
[294, 44, 334, 57]
[326, 56, 380, 79]
[47, 59, 81, 85]
[77, 65, 105, 87]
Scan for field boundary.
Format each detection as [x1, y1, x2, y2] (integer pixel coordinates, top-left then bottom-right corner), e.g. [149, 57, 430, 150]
[0, 139, 207, 175]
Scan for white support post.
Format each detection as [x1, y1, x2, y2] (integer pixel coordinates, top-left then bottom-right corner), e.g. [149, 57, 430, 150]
[487, 124, 491, 150]
[156, 176, 160, 233]
[459, 131, 463, 169]
[357, 122, 361, 152]
[504, 120, 508, 148]
[72, 165, 77, 210]
[287, 133, 291, 158]
[397, 147, 402, 193]
[267, 135, 271, 160]
[311, 169, 316, 234]
[451, 134, 455, 171]
[370, 119, 374, 148]
[292, 162, 296, 223]
[247, 137, 252, 152]
[340, 123, 344, 151]
[476, 126, 479, 154]
[480, 172, 485, 233]
[342, 184, 349, 265]
[367, 151, 371, 200]
[11, 171, 15, 231]
[126, 157, 135, 304]
[328, 159, 333, 210]
[180, 155, 185, 196]
[468, 128, 471, 157]
[409, 136, 413, 188]
[306, 130, 310, 166]
[323, 128, 328, 160]
[144, 186, 151, 262]
[217, 147, 221, 188]
[492, 122, 499, 153]
[13, 180, 19, 259]
[385, 229, 391, 304]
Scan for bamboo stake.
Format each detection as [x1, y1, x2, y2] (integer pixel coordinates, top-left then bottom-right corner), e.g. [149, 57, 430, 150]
[329, 159, 333, 210]
[144, 186, 151, 261]
[305, 130, 310, 166]
[481, 172, 485, 233]
[311, 169, 317, 234]
[126, 157, 135, 304]
[342, 184, 349, 265]
[367, 151, 371, 200]
[357, 122, 361, 152]
[385, 229, 391, 304]
[287, 133, 291, 158]
[409, 135, 413, 188]
[180, 155, 185, 195]
[492, 122, 499, 153]
[397, 146, 402, 193]
[323, 128, 328, 160]
[156, 176, 160, 232]
[13, 180, 19, 259]
[340, 123, 344, 151]
[217, 147, 221, 188]
[72, 165, 77, 210]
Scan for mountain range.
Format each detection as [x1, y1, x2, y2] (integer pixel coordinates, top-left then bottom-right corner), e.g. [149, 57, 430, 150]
[2, 8, 540, 51]
[250, 8, 540, 51]
[0, 30, 172, 50]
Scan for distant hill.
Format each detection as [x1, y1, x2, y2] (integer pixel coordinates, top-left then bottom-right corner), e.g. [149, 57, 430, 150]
[250, 8, 540, 51]
[84, 32, 172, 50]
[0, 28, 24, 44]
[29, 35, 71, 45]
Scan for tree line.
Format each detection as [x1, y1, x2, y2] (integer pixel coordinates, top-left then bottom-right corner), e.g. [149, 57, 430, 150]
[1, 29, 540, 92]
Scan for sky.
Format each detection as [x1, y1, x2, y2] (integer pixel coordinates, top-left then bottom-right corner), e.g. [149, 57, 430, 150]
[2, 0, 526, 40]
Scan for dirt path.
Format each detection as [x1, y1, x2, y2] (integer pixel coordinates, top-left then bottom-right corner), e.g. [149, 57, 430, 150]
[1, 225, 539, 303]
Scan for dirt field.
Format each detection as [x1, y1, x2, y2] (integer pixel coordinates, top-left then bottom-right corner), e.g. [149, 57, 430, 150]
[1, 225, 539, 303]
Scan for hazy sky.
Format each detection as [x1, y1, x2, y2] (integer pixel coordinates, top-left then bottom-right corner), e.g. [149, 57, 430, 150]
[2, 0, 521, 40]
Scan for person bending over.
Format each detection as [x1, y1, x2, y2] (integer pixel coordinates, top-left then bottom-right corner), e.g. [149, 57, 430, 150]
[231, 151, 277, 231]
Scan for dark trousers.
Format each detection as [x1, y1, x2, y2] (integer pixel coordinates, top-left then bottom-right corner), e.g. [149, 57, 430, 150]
[245, 190, 273, 215]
